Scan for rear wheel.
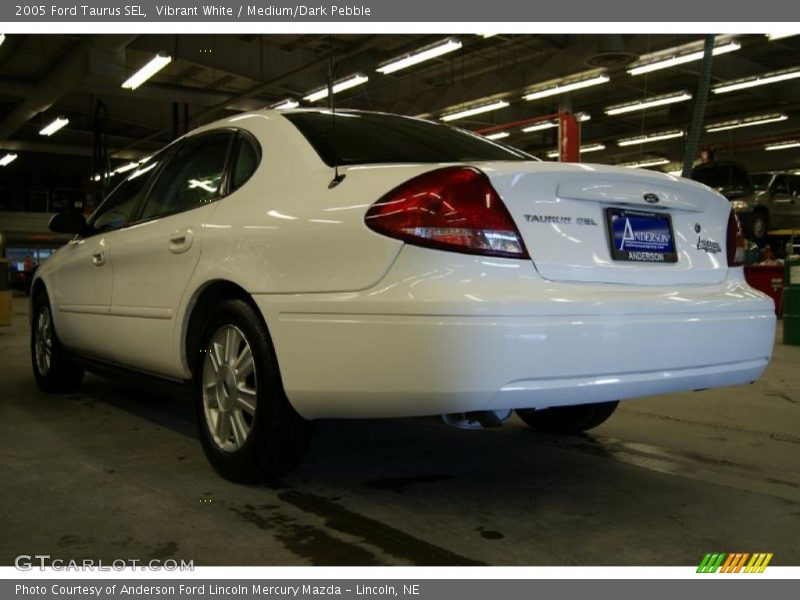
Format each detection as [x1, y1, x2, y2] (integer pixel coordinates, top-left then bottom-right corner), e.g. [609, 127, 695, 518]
[194, 299, 312, 483]
[515, 401, 619, 434]
[30, 292, 84, 392]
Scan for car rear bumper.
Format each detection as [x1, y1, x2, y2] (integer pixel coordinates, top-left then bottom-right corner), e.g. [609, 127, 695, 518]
[254, 247, 776, 419]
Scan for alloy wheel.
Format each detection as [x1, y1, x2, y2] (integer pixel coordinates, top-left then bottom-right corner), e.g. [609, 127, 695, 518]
[753, 216, 767, 240]
[34, 306, 53, 375]
[202, 324, 257, 452]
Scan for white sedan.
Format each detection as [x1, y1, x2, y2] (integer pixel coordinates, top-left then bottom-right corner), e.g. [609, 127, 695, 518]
[31, 109, 776, 482]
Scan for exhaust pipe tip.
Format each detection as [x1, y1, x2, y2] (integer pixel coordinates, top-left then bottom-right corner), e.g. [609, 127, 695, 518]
[442, 410, 511, 429]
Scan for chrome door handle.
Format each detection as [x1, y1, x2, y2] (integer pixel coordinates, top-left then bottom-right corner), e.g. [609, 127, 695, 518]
[91, 250, 105, 266]
[168, 228, 194, 254]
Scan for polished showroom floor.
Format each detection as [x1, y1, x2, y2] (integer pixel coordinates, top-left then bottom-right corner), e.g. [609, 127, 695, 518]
[1, 297, 798, 566]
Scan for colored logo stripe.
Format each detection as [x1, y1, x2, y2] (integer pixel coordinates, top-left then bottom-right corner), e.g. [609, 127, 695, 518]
[746, 553, 773, 573]
[721, 553, 749, 573]
[697, 553, 773, 573]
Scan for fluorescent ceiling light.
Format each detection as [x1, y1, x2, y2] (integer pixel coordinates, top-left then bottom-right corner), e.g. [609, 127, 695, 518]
[440, 100, 509, 122]
[523, 121, 559, 133]
[523, 74, 610, 101]
[605, 91, 692, 116]
[766, 33, 798, 41]
[521, 112, 591, 133]
[617, 130, 684, 146]
[485, 131, 509, 140]
[578, 143, 606, 153]
[189, 178, 219, 193]
[627, 41, 740, 76]
[765, 140, 800, 151]
[121, 54, 172, 90]
[376, 38, 462, 74]
[113, 161, 140, 175]
[0, 152, 17, 167]
[706, 113, 788, 132]
[129, 162, 157, 180]
[271, 99, 299, 110]
[546, 143, 606, 158]
[38, 117, 69, 136]
[619, 158, 671, 169]
[303, 73, 369, 102]
[0, 34, 5, 46]
[713, 66, 800, 94]
[479, 34, 497, 38]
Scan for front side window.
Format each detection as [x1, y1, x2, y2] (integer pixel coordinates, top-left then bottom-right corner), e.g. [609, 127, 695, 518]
[788, 175, 800, 195]
[140, 132, 233, 220]
[88, 161, 160, 234]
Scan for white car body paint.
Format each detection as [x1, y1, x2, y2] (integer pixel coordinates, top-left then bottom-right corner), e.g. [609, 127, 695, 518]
[34, 109, 775, 419]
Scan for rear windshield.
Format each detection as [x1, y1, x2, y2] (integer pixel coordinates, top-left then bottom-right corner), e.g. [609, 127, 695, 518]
[283, 111, 531, 166]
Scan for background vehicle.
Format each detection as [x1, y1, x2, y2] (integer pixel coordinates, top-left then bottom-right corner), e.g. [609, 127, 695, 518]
[30, 110, 775, 483]
[692, 163, 800, 244]
[751, 171, 800, 233]
[690, 161, 764, 242]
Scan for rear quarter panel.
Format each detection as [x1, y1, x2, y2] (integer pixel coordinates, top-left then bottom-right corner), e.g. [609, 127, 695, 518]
[173, 114, 445, 376]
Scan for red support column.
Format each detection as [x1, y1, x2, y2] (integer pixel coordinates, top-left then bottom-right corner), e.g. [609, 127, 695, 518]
[558, 113, 581, 162]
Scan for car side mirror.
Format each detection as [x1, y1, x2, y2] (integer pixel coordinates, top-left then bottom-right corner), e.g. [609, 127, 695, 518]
[49, 212, 87, 235]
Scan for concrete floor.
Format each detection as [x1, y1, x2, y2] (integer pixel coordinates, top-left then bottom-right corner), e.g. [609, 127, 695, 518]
[1, 296, 799, 566]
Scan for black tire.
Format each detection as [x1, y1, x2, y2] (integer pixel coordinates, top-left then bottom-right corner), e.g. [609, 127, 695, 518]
[749, 211, 768, 245]
[515, 401, 619, 434]
[194, 299, 312, 483]
[30, 291, 84, 393]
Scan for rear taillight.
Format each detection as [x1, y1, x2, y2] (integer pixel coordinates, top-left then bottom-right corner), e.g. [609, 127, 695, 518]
[364, 167, 529, 259]
[727, 209, 745, 267]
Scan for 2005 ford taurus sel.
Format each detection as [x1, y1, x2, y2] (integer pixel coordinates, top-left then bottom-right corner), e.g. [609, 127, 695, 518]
[31, 109, 775, 482]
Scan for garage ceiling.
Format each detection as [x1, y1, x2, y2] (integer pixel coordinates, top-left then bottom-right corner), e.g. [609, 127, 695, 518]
[1, 33, 799, 180]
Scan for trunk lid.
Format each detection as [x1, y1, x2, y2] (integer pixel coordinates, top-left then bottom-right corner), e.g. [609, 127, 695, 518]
[480, 161, 731, 285]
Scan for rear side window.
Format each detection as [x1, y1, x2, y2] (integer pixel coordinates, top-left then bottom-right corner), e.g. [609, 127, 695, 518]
[141, 132, 233, 220]
[230, 133, 260, 191]
[283, 111, 530, 166]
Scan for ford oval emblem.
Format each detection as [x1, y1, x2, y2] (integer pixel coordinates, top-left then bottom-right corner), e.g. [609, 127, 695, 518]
[643, 193, 660, 204]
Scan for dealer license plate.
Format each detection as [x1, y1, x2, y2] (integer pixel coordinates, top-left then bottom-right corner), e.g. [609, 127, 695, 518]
[605, 208, 678, 263]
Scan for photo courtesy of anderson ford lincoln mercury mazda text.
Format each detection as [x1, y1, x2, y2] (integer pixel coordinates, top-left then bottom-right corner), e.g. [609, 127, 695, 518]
[30, 110, 776, 482]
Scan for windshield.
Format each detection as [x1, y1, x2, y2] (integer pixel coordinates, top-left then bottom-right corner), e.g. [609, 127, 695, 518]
[751, 173, 772, 192]
[283, 111, 531, 166]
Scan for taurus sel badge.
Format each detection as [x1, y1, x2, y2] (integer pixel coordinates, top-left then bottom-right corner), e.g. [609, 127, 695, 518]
[643, 193, 660, 204]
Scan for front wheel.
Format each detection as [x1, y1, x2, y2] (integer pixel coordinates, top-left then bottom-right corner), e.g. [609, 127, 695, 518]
[194, 299, 312, 483]
[515, 401, 619, 434]
[30, 292, 84, 393]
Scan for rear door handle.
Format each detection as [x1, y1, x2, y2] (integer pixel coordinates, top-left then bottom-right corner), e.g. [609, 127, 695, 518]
[168, 227, 194, 254]
[91, 250, 105, 266]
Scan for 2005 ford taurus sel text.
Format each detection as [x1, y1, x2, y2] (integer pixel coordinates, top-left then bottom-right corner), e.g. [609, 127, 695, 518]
[31, 109, 776, 482]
